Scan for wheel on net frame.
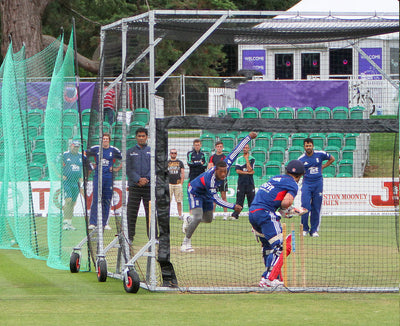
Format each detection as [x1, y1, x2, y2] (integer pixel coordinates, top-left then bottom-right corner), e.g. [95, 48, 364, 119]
[97, 258, 108, 282]
[123, 268, 140, 293]
[69, 251, 81, 273]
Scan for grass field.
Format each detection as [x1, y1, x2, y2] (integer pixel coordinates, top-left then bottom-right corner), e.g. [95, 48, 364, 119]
[0, 249, 398, 326]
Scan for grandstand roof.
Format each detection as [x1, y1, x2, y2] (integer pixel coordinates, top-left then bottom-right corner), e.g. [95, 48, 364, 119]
[102, 10, 399, 45]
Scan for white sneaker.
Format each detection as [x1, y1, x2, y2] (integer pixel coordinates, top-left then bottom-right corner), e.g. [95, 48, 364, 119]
[182, 215, 190, 234]
[180, 237, 194, 252]
[311, 232, 319, 237]
[104, 225, 112, 230]
[178, 215, 184, 221]
[88, 224, 96, 230]
[229, 216, 238, 221]
[259, 277, 284, 287]
[303, 231, 309, 237]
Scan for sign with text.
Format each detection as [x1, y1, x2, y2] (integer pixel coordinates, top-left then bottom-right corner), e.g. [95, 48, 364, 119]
[242, 50, 266, 75]
[359, 48, 382, 80]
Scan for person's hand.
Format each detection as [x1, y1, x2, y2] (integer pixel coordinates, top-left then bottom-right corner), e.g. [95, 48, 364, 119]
[137, 178, 149, 186]
[234, 204, 242, 213]
[249, 131, 257, 139]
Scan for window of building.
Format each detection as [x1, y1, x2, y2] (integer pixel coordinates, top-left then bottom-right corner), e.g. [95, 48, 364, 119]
[275, 53, 293, 80]
[301, 53, 320, 79]
[390, 48, 399, 75]
[329, 49, 353, 76]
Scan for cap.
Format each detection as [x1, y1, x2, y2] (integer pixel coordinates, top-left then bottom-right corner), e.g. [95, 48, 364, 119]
[72, 140, 81, 147]
[286, 159, 305, 175]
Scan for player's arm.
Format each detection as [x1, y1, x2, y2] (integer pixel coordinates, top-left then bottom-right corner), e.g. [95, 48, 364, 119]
[224, 132, 257, 169]
[322, 154, 335, 170]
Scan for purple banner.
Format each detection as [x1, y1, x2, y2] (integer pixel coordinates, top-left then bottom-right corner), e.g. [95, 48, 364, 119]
[236, 80, 348, 110]
[27, 82, 95, 111]
[359, 48, 382, 80]
[242, 50, 266, 75]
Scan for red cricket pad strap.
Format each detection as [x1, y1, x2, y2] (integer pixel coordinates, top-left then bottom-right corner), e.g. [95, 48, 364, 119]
[268, 234, 292, 281]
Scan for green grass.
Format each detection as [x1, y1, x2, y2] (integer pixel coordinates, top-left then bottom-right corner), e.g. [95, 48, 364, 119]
[0, 249, 398, 326]
[364, 133, 397, 177]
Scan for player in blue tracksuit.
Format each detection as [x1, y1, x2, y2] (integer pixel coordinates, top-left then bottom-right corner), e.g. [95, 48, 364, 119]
[249, 160, 305, 287]
[298, 137, 335, 237]
[180, 131, 258, 252]
[87, 133, 122, 228]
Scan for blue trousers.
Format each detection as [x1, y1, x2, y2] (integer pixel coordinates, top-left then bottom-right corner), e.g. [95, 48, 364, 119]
[249, 209, 282, 278]
[301, 180, 323, 234]
[89, 175, 113, 226]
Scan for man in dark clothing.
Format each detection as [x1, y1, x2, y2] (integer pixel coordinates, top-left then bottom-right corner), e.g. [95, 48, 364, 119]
[126, 127, 151, 241]
[187, 138, 206, 182]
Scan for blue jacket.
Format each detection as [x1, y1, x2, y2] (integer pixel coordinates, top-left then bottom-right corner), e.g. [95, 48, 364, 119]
[188, 135, 252, 209]
[126, 143, 151, 187]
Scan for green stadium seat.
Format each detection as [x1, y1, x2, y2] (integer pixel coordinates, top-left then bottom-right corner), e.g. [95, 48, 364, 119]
[323, 161, 337, 177]
[127, 135, 137, 149]
[349, 106, 366, 119]
[278, 107, 295, 119]
[81, 108, 91, 124]
[287, 146, 304, 161]
[33, 135, 46, 152]
[29, 162, 43, 181]
[243, 107, 259, 119]
[226, 107, 242, 119]
[341, 145, 356, 161]
[326, 133, 344, 149]
[272, 133, 290, 149]
[133, 107, 150, 125]
[217, 109, 226, 117]
[129, 120, 146, 137]
[112, 136, 122, 150]
[254, 132, 272, 150]
[28, 125, 40, 139]
[332, 106, 349, 119]
[201, 147, 212, 163]
[296, 107, 314, 119]
[338, 159, 353, 177]
[237, 132, 249, 144]
[63, 109, 79, 125]
[324, 146, 341, 162]
[265, 161, 282, 179]
[200, 132, 216, 149]
[31, 149, 47, 165]
[253, 163, 264, 178]
[291, 133, 308, 147]
[251, 147, 268, 164]
[62, 122, 76, 139]
[28, 109, 44, 126]
[260, 107, 277, 119]
[218, 133, 236, 149]
[314, 106, 331, 119]
[268, 146, 285, 163]
[344, 133, 359, 148]
[112, 121, 125, 138]
[309, 133, 326, 150]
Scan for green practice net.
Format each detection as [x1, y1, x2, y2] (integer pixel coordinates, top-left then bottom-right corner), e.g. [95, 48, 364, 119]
[0, 29, 90, 271]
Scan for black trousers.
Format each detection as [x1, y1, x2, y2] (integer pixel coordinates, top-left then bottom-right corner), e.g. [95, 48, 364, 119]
[232, 184, 255, 218]
[127, 185, 155, 241]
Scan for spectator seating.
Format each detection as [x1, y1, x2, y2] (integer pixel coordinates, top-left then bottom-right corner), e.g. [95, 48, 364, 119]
[218, 133, 236, 149]
[332, 106, 349, 119]
[296, 106, 314, 119]
[287, 145, 303, 161]
[226, 107, 241, 119]
[28, 109, 44, 126]
[324, 145, 341, 162]
[314, 106, 331, 119]
[63, 109, 79, 125]
[200, 132, 216, 149]
[272, 133, 290, 149]
[251, 147, 268, 164]
[253, 163, 264, 178]
[291, 133, 308, 147]
[326, 133, 344, 149]
[260, 107, 277, 119]
[265, 161, 282, 179]
[268, 146, 285, 162]
[254, 132, 272, 150]
[323, 161, 337, 177]
[349, 106, 365, 119]
[338, 159, 353, 177]
[81, 108, 91, 124]
[133, 107, 150, 125]
[243, 107, 259, 118]
[277, 107, 295, 119]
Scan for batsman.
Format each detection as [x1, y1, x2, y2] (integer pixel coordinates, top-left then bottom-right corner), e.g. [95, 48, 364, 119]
[249, 159, 307, 287]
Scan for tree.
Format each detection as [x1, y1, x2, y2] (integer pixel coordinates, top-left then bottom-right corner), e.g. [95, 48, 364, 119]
[0, 0, 52, 59]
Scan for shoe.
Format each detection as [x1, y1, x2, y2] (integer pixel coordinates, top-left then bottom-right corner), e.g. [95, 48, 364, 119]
[104, 225, 112, 230]
[311, 232, 319, 237]
[229, 216, 238, 221]
[88, 224, 96, 230]
[180, 237, 194, 252]
[259, 277, 284, 288]
[182, 215, 190, 234]
[178, 215, 184, 221]
[303, 231, 309, 237]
